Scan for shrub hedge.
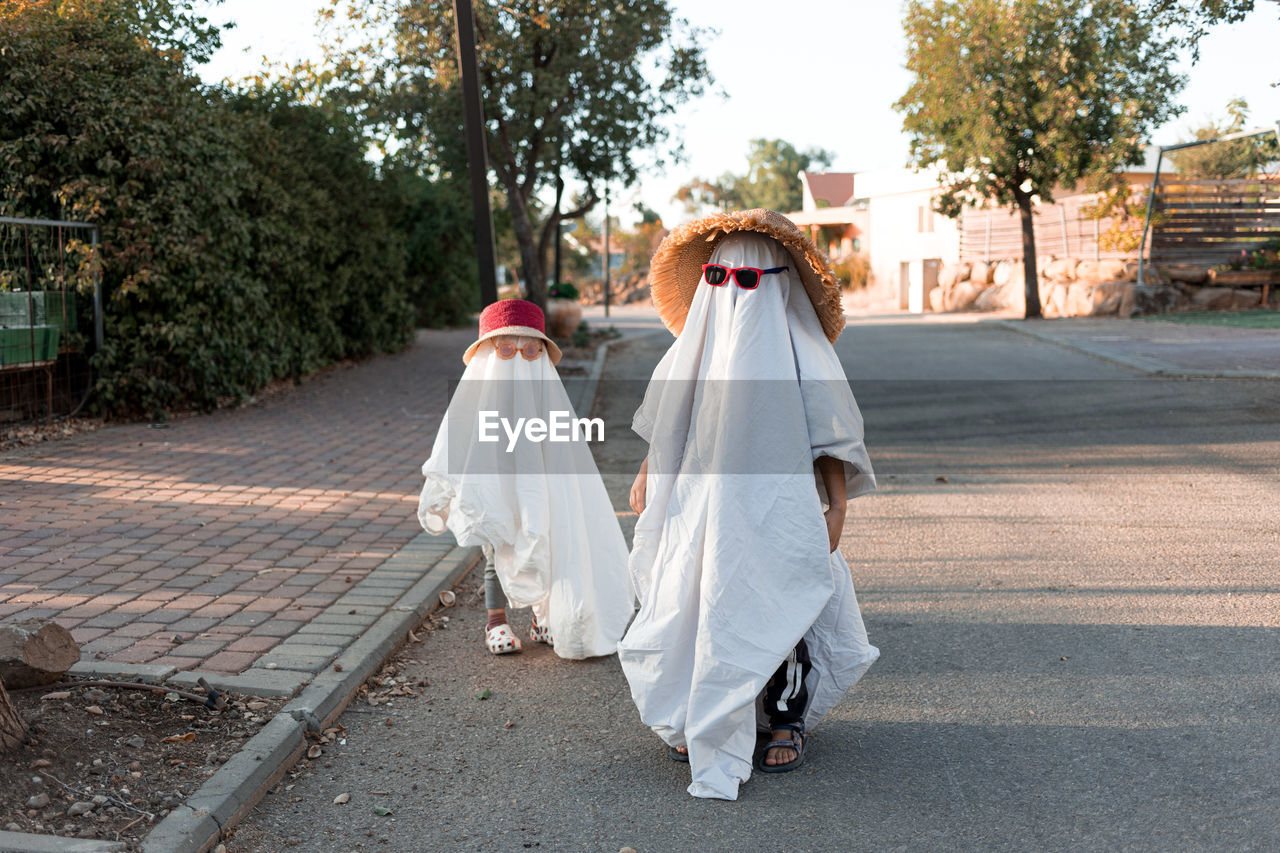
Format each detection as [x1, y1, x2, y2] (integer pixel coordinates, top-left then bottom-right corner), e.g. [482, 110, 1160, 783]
[0, 1, 476, 418]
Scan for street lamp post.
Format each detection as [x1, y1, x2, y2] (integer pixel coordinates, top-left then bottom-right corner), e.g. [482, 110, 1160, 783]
[603, 186, 611, 318]
[452, 0, 499, 307]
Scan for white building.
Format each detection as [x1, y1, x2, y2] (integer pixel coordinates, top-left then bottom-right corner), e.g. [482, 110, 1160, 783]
[852, 167, 960, 312]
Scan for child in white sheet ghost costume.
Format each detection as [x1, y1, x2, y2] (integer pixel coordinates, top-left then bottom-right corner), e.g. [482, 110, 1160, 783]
[619, 209, 879, 800]
[417, 299, 633, 659]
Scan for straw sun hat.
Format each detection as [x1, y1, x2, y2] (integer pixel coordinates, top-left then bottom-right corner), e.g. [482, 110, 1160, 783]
[462, 298, 563, 365]
[648, 208, 846, 343]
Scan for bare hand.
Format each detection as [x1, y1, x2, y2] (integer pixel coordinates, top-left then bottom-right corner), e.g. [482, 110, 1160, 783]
[824, 503, 845, 553]
[629, 464, 648, 515]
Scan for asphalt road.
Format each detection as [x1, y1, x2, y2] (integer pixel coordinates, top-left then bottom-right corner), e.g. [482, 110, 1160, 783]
[233, 316, 1280, 853]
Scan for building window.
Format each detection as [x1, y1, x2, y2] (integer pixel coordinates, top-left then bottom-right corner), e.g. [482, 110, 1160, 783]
[917, 205, 935, 234]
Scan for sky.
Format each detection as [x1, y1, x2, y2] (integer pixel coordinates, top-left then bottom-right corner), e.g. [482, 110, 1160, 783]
[198, 0, 1280, 228]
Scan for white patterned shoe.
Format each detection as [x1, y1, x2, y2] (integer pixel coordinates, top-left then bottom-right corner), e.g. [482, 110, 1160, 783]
[528, 620, 553, 645]
[485, 624, 522, 655]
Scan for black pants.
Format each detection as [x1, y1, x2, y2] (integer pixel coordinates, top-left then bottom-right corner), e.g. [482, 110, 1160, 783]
[762, 638, 812, 728]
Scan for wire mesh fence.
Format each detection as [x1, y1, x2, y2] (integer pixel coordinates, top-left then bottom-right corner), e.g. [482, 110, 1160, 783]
[0, 216, 101, 422]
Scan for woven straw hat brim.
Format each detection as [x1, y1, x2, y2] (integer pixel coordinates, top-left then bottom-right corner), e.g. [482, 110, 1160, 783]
[648, 208, 846, 343]
[462, 325, 563, 366]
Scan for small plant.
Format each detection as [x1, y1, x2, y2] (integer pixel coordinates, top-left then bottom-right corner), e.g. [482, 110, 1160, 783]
[548, 281, 580, 301]
[1211, 239, 1280, 272]
[831, 255, 870, 290]
[572, 320, 591, 348]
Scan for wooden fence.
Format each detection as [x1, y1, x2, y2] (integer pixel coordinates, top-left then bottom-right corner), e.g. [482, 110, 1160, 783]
[1148, 177, 1280, 267]
[958, 177, 1280, 268]
[958, 194, 1132, 263]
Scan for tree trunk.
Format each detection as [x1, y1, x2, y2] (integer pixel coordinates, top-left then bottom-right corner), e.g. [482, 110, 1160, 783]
[0, 680, 26, 753]
[505, 189, 547, 312]
[0, 618, 80, 689]
[1016, 190, 1043, 319]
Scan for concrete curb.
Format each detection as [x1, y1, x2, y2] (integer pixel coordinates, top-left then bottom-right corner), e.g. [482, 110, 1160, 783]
[573, 335, 615, 417]
[996, 319, 1280, 379]
[129, 542, 481, 853]
[132, 537, 478, 850]
[140, 715, 307, 853]
[283, 544, 480, 732]
[0, 541, 481, 853]
[0, 832, 127, 853]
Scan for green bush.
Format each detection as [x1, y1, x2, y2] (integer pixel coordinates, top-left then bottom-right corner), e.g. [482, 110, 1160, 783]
[831, 254, 871, 290]
[0, 0, 467, 417]
[392, 168, 479, 328]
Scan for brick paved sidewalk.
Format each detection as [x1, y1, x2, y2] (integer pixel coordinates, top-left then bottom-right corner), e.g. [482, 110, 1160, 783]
[0, 327, 479, 679]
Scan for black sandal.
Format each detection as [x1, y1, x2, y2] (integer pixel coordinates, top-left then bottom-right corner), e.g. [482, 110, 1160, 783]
[668, 745, 689, 763]
[755, 722, 805, 773]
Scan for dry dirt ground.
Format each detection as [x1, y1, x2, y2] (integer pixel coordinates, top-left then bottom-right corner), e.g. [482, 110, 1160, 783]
[1, 681, 286, 848]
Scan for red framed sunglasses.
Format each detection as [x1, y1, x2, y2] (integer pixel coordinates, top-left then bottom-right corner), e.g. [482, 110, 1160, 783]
[702, 263, 788, 290]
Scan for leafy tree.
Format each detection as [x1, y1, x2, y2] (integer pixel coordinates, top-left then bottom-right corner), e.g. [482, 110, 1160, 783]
[321, 0, 711, 309]
[672, 175, 741, 215]
[1168, 98, 1280, 178]
[896, 0, 1185, 318]
[674, 138, 833, 215]
[737, 138, 834, 212]
[1146, 0, 1259, 58]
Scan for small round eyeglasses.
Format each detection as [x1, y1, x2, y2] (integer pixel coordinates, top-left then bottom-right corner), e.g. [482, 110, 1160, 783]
[494, 339, 544, 360]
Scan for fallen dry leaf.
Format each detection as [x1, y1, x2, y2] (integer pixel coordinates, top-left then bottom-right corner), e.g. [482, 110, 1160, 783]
[85, 705, 104, 715]
[40, 691, 71, 701]
[163, 733, 196, 743]
[307, 745, 323, 759]
[333, 793, 350, 804]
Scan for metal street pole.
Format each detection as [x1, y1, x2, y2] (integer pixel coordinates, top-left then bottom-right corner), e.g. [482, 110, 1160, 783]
[602, 186, 611, 318]
[553, 175, 563, 288]
[453, 0, 498, 307]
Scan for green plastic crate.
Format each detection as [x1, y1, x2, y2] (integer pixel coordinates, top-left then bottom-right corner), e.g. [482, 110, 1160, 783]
[0, 325, 61, 366]
[0, 291, 77, 334]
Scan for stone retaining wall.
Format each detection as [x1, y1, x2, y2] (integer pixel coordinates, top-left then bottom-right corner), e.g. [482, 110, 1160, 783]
[934, 258, 1274, 317]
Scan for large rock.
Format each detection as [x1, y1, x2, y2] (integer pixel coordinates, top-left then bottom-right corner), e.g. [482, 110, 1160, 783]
[1065, 282, 1092, 316]
[945, 281, 982, 311]
[0, 619, 79, 689]
[1090, 281, 1132, 316]
[1074, 260, 1101, 284]
[992, 260, 1024, 287]
[970, 261, 993, 284]
[1191, 287, 1237, 310]
[929, 286, 946, 313]
[1088, 259, 1128, 282]
[1161, 265, 1210, 285]
[974, 284, 1004, 312]
[1121, 284, 1179, 317]
[1121, 261, 1140, 282]
[1047, 282, 1070, 317]
[938, 262, 971, 289]
[1045, 257, 1079, 283]
[1231, 288, 1263, 309]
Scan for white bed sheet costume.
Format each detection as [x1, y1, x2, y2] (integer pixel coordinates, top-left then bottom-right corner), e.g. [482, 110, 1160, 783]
[618, 217, 880, 799]
[417, 314, 633, 660]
